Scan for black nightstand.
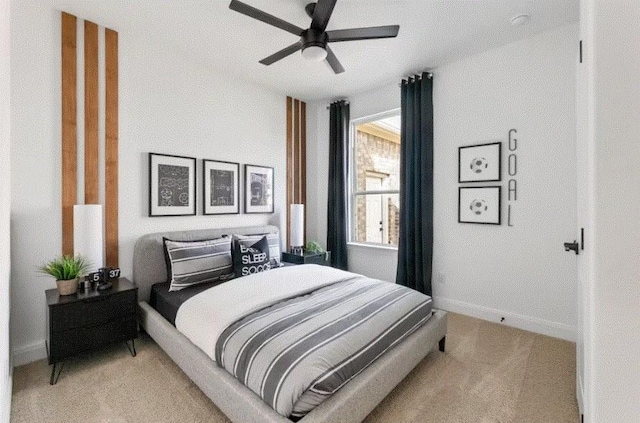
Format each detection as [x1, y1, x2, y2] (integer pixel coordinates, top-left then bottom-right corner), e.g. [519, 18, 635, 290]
[45, 277, 138, 385]
[281, 251, 331, 266]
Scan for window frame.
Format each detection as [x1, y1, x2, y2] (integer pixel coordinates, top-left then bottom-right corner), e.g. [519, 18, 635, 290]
[348, 108, 401, 249]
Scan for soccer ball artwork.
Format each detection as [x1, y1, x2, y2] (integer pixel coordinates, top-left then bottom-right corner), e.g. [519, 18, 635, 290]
[469, 199, 488, 216]
[470, 157, 489, 174]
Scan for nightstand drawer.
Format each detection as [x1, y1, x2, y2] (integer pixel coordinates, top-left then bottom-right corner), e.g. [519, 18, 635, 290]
[48, 315, 137, 363]
[49, 290, 137, 333]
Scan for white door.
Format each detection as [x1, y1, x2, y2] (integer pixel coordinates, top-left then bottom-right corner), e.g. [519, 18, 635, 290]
[575, 16, 589, 419]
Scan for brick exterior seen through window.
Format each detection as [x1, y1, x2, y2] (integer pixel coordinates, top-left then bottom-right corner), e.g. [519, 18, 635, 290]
[353, 118, 401, 246]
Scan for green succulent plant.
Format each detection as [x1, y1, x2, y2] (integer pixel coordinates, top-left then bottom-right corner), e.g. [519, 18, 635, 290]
[38, 255, 90, 281]
[305, 241, 325, 254]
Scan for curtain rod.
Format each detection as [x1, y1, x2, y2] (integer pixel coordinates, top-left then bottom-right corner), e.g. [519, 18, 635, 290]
[325, 99, 350, 110]
[398, 72, 433, 86]
[324, 71, 433, 108]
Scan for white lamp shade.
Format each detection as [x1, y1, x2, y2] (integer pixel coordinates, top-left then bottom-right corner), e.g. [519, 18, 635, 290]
[73, 204, 104, 273]
[290, 204, 305, 248]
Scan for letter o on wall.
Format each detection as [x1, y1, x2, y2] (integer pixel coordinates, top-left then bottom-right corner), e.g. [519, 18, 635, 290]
[508, 154, 517, 176]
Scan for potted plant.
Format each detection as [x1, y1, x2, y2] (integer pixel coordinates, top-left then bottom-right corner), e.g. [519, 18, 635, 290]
[305, 241, 330, 262]
[38, 255, 90, 296]
[305, 241, 325, 254]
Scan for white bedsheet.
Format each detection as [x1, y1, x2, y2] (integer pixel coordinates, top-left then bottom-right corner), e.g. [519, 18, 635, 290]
[175, 264, 361, 361]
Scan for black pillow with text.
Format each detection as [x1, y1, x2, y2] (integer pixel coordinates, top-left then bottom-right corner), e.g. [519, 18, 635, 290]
[232, 235, 271, 277]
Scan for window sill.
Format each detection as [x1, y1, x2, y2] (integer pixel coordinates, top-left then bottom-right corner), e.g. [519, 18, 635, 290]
[347, 242, 398, 252]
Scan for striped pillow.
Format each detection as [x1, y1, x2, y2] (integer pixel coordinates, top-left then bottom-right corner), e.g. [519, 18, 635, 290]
[164, 237, 234, 292]
[234, 233, 282, 267]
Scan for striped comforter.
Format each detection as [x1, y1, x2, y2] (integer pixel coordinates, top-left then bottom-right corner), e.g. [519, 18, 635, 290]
[214, 273, 433, 419]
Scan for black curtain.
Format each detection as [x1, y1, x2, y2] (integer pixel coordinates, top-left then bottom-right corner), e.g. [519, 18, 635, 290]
[396, 73, 434, 295]
[327, 100, 349, 270]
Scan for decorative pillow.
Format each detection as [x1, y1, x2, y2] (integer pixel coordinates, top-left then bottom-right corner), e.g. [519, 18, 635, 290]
[232, 235, 271, 277]
[164, 237, 234, 291]
[234, 233, 282, 267]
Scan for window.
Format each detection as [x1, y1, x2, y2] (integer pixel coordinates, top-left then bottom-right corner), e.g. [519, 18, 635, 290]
[349, 111, 401, 247]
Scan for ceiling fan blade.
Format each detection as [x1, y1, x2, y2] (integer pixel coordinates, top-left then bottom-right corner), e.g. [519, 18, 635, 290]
[310, 0, 338, 32]
[325, 46, 344, 74]
[259, 42, 302, 65]
[229, 0, 304, 36]
[326, 25, 400, 42]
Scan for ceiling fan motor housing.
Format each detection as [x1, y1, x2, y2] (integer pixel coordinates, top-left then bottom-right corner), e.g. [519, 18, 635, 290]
[302, 28, 328, 50]
[304, 3, 317, 19]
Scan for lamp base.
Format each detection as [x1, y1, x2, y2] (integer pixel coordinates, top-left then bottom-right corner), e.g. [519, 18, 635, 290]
[289, 246, 304, 255]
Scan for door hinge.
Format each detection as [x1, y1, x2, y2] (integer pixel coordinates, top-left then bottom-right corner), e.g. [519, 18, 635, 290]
[579, 40, 583, 63]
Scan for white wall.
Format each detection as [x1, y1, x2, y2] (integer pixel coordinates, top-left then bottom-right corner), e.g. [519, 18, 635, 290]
[582, 0, 640, 421]
[433, 24, 577, 340]
[10, 1, 286, 365]
[307, 24, 578, 340]
[0, 0, 12, 418]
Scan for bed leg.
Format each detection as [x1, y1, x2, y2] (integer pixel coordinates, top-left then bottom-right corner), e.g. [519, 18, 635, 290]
[438, 336, 446, 352]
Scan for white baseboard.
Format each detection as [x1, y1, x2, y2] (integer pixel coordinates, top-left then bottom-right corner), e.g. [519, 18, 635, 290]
[12, 340, 47, 367]
[433, 296, 576, 342]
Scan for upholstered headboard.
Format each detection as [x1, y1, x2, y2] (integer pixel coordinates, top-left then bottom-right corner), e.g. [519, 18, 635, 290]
[132, 225, 280, 303]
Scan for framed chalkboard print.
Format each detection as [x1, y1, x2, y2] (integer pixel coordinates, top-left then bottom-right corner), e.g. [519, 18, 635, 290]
[459, 142, 502, 183]
[459, 186, 501, 225]
[244, 164, 274, 214]
[203, 159, 240, 215]
[149, 153, 196, 217]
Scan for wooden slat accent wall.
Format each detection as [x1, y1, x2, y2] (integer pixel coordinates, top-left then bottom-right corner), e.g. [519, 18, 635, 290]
[84, 21, 99, 204]
[293, 99, 300, 205]
[105, 28, 119, 267]
[285, 97, 307, 248]
[300, 102, 307, 216]
[61, 12, 77, 256]
[61, 12, 119, 267]
[286, 97, 293, 248]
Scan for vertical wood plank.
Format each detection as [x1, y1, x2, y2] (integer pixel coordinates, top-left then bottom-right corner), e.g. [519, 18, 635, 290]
[84, 21, 99, 204]
[285, 97, 293, 249]
[285, 98, 307, 249]
[293, 99, 300, 204]
[105, 28, 119, 267]
[300, 101, 307, 244]
[61, 12, 77, 256]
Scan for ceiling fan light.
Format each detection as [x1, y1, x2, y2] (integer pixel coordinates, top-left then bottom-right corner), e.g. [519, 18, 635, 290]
[302, 45, 327, 61]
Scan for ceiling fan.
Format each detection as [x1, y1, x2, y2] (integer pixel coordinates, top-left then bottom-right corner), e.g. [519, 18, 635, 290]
[229, 0, 400, 74]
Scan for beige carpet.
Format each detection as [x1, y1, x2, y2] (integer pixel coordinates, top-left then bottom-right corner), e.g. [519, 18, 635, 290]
[11, 313, 579, 423]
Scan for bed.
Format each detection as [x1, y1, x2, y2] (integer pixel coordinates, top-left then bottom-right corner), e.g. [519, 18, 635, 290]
[133, 225, 447, 423]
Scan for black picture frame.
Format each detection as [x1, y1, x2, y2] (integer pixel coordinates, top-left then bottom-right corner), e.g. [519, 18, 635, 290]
[202, 159, 240, 215]
[148, 153, 197, 217]
[244, 164, 274, 214]
[458, 186, 502, 225]
[458, 142, 502, 183]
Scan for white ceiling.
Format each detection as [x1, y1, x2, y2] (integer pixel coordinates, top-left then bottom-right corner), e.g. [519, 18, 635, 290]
[54, 0, 579, 101]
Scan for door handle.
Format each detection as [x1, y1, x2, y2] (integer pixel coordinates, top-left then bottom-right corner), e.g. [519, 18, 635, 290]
[564, 241, 579, 255]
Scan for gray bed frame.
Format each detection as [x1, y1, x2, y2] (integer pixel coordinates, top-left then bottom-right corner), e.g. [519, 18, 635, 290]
[133, 225, 447, 423]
